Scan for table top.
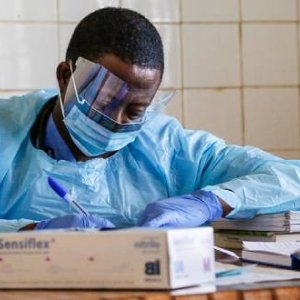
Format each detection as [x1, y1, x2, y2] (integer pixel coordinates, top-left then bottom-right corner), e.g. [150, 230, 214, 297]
[0, 287, 296, 300]
[1, 283, 300, 300]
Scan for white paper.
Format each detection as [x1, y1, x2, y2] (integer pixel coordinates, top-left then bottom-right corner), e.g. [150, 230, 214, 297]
[214, 246, 240, 259]
[243, 241, 300, 256]
[170, 283, 216, 295]
[216, 262, 300, 286]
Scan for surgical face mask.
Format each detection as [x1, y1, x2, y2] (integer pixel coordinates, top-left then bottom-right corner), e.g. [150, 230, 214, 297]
[58, 57, 155, 157]
[63, 105, 140, 156]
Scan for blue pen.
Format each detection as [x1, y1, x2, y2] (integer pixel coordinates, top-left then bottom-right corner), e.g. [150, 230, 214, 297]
[48, 176, 89, 216]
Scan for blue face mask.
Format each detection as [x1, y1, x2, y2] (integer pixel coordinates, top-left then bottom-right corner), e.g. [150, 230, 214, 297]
[63, 105, 140, 157]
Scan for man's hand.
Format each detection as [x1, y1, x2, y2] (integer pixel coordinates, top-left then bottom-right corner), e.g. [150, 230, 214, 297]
[138, 190, 225, 227]
[34, 214, 115, 230]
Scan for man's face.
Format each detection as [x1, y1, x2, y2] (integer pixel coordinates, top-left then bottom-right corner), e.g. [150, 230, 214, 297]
[57, 53, 162, 124]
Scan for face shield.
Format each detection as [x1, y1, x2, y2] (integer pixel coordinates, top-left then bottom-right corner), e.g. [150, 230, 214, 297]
[62, 57, 158, 133]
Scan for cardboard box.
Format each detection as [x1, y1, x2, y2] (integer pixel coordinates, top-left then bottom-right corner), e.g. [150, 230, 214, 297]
[0, 227, 215, 289]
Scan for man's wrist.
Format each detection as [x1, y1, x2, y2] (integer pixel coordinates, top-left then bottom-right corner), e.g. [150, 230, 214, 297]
[18, 223, 37, 231]
[218, 198, 233, 217]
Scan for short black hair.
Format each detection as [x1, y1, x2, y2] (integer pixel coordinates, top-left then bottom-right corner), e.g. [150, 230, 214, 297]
[66, 7, 164, 75]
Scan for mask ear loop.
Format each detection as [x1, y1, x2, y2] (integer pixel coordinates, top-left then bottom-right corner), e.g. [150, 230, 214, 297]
[57, 60, 84, 119]
[69, 61, 85, 105]
[57, 83, 66, 119]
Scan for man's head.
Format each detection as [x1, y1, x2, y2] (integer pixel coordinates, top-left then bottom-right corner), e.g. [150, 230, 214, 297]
[66, 7, 164, 76]
[55, 7, 164, 160]
[57, 7, 164, 106]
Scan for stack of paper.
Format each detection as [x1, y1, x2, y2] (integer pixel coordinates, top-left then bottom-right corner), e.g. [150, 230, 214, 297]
[213, 211, 300, 232]
[242, 241, 300, 268]
[213, 211, 300, 249]
[214, 230, 300, 249]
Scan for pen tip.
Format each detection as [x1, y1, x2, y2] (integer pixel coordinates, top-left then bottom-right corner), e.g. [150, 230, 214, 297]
[47, 176, 67, 198]
[48, 176, 53, 184]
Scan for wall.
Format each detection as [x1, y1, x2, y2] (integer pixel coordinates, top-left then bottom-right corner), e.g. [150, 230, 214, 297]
[0, 0, 299, 159]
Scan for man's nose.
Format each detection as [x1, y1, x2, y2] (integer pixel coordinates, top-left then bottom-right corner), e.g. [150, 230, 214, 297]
[110, 109, 127, 124]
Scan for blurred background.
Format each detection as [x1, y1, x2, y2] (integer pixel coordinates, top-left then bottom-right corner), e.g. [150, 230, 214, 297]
[0, 0, 299, 159]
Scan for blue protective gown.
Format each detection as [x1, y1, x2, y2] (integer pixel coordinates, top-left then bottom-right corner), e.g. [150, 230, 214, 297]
[1, 89, 300, 232]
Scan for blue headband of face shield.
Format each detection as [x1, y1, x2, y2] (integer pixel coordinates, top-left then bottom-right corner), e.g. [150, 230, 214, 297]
[63, 57, 159, 133]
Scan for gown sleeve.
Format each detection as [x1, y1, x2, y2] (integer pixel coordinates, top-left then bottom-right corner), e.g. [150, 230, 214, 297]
[0, 219, 36, 232]
[173, 127, 300, 219]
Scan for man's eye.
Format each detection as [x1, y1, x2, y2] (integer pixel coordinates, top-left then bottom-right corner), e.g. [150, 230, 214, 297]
[128, 111, 143, 120]
[127, 107, 145, 120]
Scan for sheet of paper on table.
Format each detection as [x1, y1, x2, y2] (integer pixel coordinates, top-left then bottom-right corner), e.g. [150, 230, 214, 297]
[170, 282, 216, 295]
[216, 262, 300, 286]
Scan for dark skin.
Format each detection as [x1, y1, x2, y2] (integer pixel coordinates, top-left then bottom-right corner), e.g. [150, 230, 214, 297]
[20, 53, 232, 230]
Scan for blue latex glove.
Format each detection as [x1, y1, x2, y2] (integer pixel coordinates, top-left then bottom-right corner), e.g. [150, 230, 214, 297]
[138, 190, 223, 227]
[35, 214, 115, 230]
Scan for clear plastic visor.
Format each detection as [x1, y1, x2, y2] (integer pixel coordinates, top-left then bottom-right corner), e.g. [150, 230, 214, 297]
[63, 57, 157, 132]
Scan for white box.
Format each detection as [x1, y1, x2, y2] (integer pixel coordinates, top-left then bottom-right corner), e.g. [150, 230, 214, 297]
[0, 227, 215, 289]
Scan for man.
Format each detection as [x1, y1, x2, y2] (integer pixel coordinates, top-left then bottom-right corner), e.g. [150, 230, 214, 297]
[0, 7, 300, 232]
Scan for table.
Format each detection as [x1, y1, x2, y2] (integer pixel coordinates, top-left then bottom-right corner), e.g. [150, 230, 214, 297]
[1, 284, 300, 300]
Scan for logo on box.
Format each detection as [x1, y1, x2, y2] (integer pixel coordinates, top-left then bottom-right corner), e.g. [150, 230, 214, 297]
[145, 260, 160, 275]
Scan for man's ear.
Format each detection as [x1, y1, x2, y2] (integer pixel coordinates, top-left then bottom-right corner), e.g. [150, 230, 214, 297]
[56, 62, 71, 98]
